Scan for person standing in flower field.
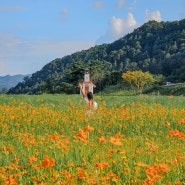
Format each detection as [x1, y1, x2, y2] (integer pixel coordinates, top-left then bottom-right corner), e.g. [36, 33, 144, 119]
[78, 83, 98, 111]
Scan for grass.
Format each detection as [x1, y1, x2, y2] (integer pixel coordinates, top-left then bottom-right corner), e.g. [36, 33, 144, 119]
[1, 93, 185, 108]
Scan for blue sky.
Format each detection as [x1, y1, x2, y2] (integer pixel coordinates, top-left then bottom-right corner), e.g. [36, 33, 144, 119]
[0, 0, 185, 75]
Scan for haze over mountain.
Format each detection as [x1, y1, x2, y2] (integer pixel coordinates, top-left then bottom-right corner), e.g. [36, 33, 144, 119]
[8, 19, 185, 94]
[0, 74, 30, 92]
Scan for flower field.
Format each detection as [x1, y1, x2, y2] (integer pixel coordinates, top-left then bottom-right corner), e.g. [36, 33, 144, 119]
[0, 94, 185, 184]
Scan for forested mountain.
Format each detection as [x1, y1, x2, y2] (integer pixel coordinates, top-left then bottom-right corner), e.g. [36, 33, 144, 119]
[8, 19, 185, 94]
[0, 74, 30, 92]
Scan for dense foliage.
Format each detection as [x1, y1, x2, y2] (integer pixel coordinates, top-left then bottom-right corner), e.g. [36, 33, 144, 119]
[8, 19, 185, 94]
[122, 70, 155, 94]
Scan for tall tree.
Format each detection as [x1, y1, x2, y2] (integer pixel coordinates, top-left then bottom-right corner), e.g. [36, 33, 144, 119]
[64, 61, 85, 85]
[122, 70, 155, 94]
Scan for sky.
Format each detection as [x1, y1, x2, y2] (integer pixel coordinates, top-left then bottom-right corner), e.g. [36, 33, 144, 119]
[0, 0, 185, 76]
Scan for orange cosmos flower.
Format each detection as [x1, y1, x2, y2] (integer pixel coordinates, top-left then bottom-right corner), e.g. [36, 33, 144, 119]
[32, 176, 42, 184]
[41, 155, 55, 168]
[76, 167, 85, 179]
[28, 156, 37, 162]
[4, 175, 18, 185]
[94, 163, 100, 167]
[169, 130, 185, 138]
[67, 162, 74, 167]
[178, 119, 185, 124]
[94, 162, 109, 168]
[12, 158, 20, 163]
[64, 139, 70, 144]
[76, 130, 88, 139]
[31, 164, 41, 170]
[159, 163, 171, 173]
[176, 181, 182, 185]
[48, 133, 60, 141]
[98, 136, 106, 143]
[63, 170, 72, 179]
[110, 137, 122, 146]
[83, 125, 94, 131]
[114, 132, 122, 137]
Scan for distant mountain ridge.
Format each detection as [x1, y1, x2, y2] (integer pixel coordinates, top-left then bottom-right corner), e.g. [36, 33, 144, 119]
[8, 18, 185, 94]
[0, 74, 30, 91]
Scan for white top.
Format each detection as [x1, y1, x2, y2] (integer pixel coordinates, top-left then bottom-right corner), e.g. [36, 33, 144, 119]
[84, 98, 98, 110]
[93, 101, 98, 110]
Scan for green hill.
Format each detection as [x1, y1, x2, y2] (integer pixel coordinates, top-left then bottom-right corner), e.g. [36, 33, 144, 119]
[8, 19, 185, 94]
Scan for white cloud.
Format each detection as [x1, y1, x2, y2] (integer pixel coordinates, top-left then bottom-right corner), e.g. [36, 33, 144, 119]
[96, 13, 140, 44]
[91, 1, 104, 9]
[129, 0, 137, 11]
[116, 0, 125, 9]
[145, 10, 162, 22]
[0, 33, 95, 75]
[110, 16, 124, 36]
[126, 13, 137, 26]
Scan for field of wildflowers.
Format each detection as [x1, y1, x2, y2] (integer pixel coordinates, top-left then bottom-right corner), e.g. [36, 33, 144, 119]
[0, 94, 185, 184]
